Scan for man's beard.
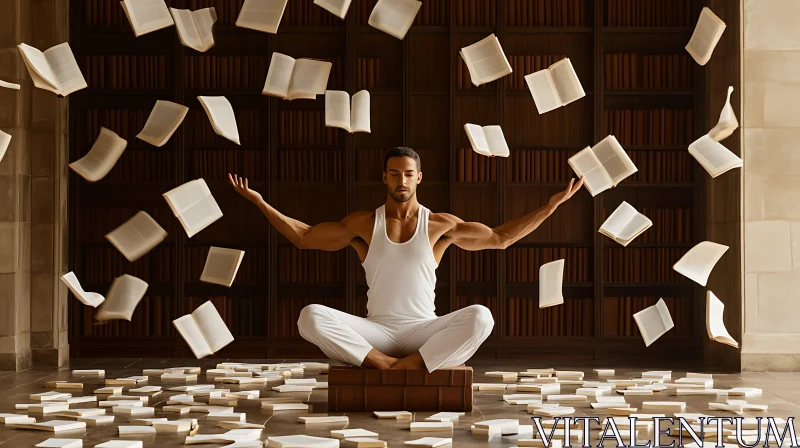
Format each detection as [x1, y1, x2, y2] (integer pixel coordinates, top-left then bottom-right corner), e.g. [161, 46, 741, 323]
[388, 188, 415, 203]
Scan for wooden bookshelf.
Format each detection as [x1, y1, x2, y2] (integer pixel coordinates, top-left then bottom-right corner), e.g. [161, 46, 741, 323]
[67, 0, 726, 366]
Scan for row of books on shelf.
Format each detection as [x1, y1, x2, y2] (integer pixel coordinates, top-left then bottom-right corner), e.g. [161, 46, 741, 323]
[604, 207, 693, 244]
[603, 109, 694, 147]
[184, 109, 265, 147]
[84, 109, 151, 150]
[83, 55, 169, 90]
[604, 296, 692, 338]
[606, 0, 692, 27]
[455, 250, 497, 283]
[82, 247, 174, 284]
[101, 149, 174, 183]
[283, 0, 342, 27]
[184, 56, 267, 90]
[507, 0, 587, 27]
[280, 110, 343, 146]
[277, 247, 347, 283]
[279, 149, 344, 182]
[506, 55, 566, 90]
[627, 151, 692, 183]
[183, 296, 267, 337]
[603, 247, 689, 283]
[191, 149, 269, 182]
[506, 247, 592, 283]
[604, 54, 693, 90]
[456, 148, 497, 182]
[76, 296, 176, 337]
[79, 208, 174, 242]
[184, 247, 267, 284]
[356, 58, 382, 90]
[456, 60, 492, 90]
[506, 296, 593, 337]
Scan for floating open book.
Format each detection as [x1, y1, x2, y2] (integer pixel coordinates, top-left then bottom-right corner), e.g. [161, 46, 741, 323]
[236, 0, 289, 34]
[539, 259, 565, 308]
[200, 247, 245, 287]
[61, 272, 105, 307]
[314, 0, 352, 19]
[599, 201, 652, 247]
[463, 124, 510, 157]
[672, 241, 728, 286]
[325, 90, 370, 133]
[95, 274, 149, 321]
[368, 0, 421, 40]
[688, 134, 742, 178]
[525, 57, 586, 114]
[198, 96, 241, 145]
[171, 7, 217, 52]
[163, 178, 223, 238]
[709, 86, 738, 142]
[460, 34, 512, 87]
[568, 135, 637, 196]
[174, 300, 235, 359]
[632, 298, 674, 347]
[121, 0, 174, 37]
[69, 127, 127, 182]
[17, 43, 87, 97]
[136, 100, 189, 147]
[706, 291, 738, 348]
[105, 211, 168, 262]
[686, 7, 726, 66]
[0, 130, 11, 164]
[263, 52, 332, 100]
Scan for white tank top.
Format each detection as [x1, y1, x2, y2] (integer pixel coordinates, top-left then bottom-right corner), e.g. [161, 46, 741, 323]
[362, 204, 438, 320]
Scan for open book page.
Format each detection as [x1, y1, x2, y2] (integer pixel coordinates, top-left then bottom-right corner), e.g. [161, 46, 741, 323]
[192, 301, 235, 354]
[483, 125, 510, 157]
[538, 259, 565, 308]
[460, 34, 512, 86]
[136, 100, 189, 147]
[632, 298, 674, 347]
[0, 80, 21, 90]
[236, 0, 288, 34]
[592, 135, 637, 186]
[180, 194, 223, 238]
[200, 247, 245, 287]
[262, 52, 296, 98]
[673, 241, 729, 286]
[709, 86, 738, 142]
[324, 90, 351, 132]
[287, 59, 332, 99]
[525, 70, 560, 114]
[314, 0, 352, 19]
[96, 274, 149, 321]
[685, 7, 726, 66]
[463, 124, 493, 157]
[69, 127, 128, 182]
[568, 147, 613, 196]
[368, 0, 422, 40]
[17, 44, 61, 94]
[0, 130, 10, 164]
[688, 134, 742, 178]
[706, 291, 738, 348]
[548, 58, 586, 107]
[193, 8, 218, 51]
[42, 43, 87, 96]
[61, 272, 105, 307]
[198, 96, 240, 145]
[599, 201, 639, 241]
[617, 213, 652, 245]
[121, 0, 175, 37]
[105, 211, 168, 262]
[171, 8, 203, 51]
[174, 315, 214, 359]
[163, 179, 223, 238]
[351, 90, 371, 133]
[164, 179, 211, 215]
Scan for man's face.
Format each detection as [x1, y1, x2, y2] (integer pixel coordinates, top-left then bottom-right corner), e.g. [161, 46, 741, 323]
[383, 156, 422, 203]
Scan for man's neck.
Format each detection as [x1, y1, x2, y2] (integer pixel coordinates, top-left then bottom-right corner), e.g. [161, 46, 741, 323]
[385, 195, 420, 220]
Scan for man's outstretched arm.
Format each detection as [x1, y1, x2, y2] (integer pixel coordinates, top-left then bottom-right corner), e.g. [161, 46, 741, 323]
[443, 178, 584, 251]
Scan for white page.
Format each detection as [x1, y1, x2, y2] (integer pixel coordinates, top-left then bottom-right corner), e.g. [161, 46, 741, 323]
[368, 0, 421, 40]
[709, 86, 738, 142]
[200, 247, 245, 287]
[193, 8, 217, 50]
[0, 80, 21, 90]
[95, 274, 149, 321]
[463, 124, 492, 157]
[688, 134, 742, 178]
[0, 130, 11, 164]
[673, 241, 729, 286]
[482, 125, 510, 157]
[95, 440, 143, 448]
[324, 90, 351, 132]
[288, 59, 332, 99]
[17, 43, 60, 93]
[174, 315, 213, 359]
[706, 291, 738, 348]
[592, 135, 637, 185]
[686, 7, 726, 66]
[351, 90, 371, 133]
[136, 100, 189, 147]
[262, 52, 296, 99]
[198, 96, 240, 145]
[163, 179, 211, 215]
[539, 259, 565, 308]
[268, 435, 340, 448]
[549, 58, 586, 106]
[236, 0, 288, 34]
[105, 211, 167, 262]
[192, 301, 235, 353]
[314, 0, 352, 19]
[568, 147, 613, 196]
[35, 439, 82, 448]
[122, 0, 175, 36]
[61, 272, 105, 307]
[179, 193, 224, 238]
[69, 127, 127, 182]
[632, 298, 674, 347]
[42, 43, 87, 96]
[617, 213, 652, 244]
[526, 70, 560, 114]
[460, 34, 512, 86]
[599, 201, 639, 240]
[170, 8, 204, 51]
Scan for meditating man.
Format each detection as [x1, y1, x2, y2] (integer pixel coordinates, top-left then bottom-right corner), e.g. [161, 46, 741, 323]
[229, 147, 584, 372]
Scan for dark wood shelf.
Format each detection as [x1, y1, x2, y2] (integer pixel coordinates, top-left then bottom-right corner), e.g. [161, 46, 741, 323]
[279, 26, 345, 34]
[617, 182, 695, 188]
[507, 27, 593, 34]
[409, 26, 450, 34]
[604, 283, 694, 296]
[277, 284, 347, 298]
[183, 283, 268, 298]
[603, 27, 693, 34]
[411, 90, 449, 96]
[455, 89, 497, 95]
[604, 90, 695, 96]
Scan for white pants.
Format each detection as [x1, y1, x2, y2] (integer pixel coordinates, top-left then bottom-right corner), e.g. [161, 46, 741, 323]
[297, 304, 494, 373]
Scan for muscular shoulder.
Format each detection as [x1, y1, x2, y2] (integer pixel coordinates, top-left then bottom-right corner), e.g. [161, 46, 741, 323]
[429, 212, 463, 233]
[342, 211, 375, 235]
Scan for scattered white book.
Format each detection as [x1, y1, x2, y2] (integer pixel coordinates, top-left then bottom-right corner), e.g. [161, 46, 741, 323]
[539, 259, 565, 308]
[121, 0, 174, 36]
[207, 412, 246, 422]
[267, 435, 339, 448]
[686, 7, 726, 66]
[94, 274, 149, 321]
[485, 371, 517, 380]
[325, 90, 370, 133]
[35, 439, 82, 448]
[13, 420, 86, 432]
[594, 369, 615, 376]
[0, 130, 10, 164]
[314, 0, 352, 19]
[114, 407, 154, 416]
[373, 411, 412, 420]
[163, 178, 223, 238]
[460, 34, 512, 86]
[219, 421, 266, 430]
[688, 134, 742, 178]
[31, 391, 71, 402]
[299, 416, 349, 424]
[525, 57, 585, 114]
[706, 291, 739, 348]
[162, 373, 197, 381]
[272, 384, 313, 393]
[78, 415, 114, 425]
[17, 43, 86, 96]
[262, 52, 332, 100]
[20, 403, 69, 414]
[95, 442, 143, 448]
[136, 100, 189, 147]
[599, 202, 652, 247]
[61, 272, 104, 307]
[632, 298, 674, 347]
[170, 7, 217, 52]
[642, 401, 686, 412]
[709, 86, 738, 142]
[673, 241, 729, 286]
[464, 124, 510, 157]
[367, 0, 421, 40]
[105, 211, 167, 262]
[568, 135, 637, 196]
[118, 426, 155, 435]
[186, 429, 262, 444]
[236, 0, 289, 34]
[94, 386, 123, 394]
[173, 300, 235, 359]
[152, 420, 195, 432]
[200, 247, 245, 287]
[404, 438, 452, 447]
[73, 369, 104, 376]
[198, 96, 241, 145]
[0, 413, 36, 424]
[69, 127, 127, 182]
[332, 429, 379, 439]
[410, 422, 453, 432]
[472, 419, 519, 435]
[0, 80, 21, 90]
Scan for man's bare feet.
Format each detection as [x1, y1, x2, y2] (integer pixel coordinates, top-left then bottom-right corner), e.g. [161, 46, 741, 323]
[389, 352, 426, 370]
[362, 348, 399, 370]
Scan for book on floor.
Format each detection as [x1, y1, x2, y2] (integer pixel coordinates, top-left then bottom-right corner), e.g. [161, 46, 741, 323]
[525, 57, 585, 114]
[464, 123, 510, 157]
[538, 259, 564, 308]
[343, 439, 386, 448]
[367, 0, 421, 40]
[673, 241, 729, 286]
[163, 178, 223, 238]
[410, 422, 453, 432]
[95, 274, 149, 321]
[709, 86, 738, 142]
[198, 96, 241, 145]
[404, 438, 452, 447]
[120, 0, 174, 36]
[460, 34, 512, 86]
[174, 300, 235, 359]
[0, 80, 21, 90]
[331, 429, 379, 439]
[0, 414, 36, 424]
[136, 100, 189, 147]
[61, 272, 104, 307]
[35, 439, 82, 448]
[267, 435, 340, 448]
[118, 426, 155, 435]
[185, 429, 262, 444]
[236, 0, 288, 34]
[686, 7, 726, 66]
[599, 201, 652, 247]
[300, 416, 349, 424]
[17, 43, 87, 96]
[262, 52, 332, 100]
[568, 135, 637, 196]
[706, 291, 739, 348]
[73, 369, 104, 376]
[69, 127, 127, 182]
[45, 381, 84, 389]
[632, 298, 674, 347]
[95, 442, 143, 448]
[31, 391, 71, 401]
[688, 134, 742, 178]
[200, 247, 245, 287]
[105, 211, 167, 262]
[314, 0, 351, 19]
[170, 7, 217, 52]
[325, 90, 370, 133]
[0, 130, 11, 164]
[13, 420, 86, 432]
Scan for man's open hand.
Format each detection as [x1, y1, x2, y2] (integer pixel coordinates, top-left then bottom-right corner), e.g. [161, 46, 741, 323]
[548, 177, 585, 208]
[228, 173, 263, 204]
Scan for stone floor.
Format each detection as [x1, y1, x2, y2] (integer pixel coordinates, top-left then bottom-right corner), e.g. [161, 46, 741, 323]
[0, 359, 798, 447]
